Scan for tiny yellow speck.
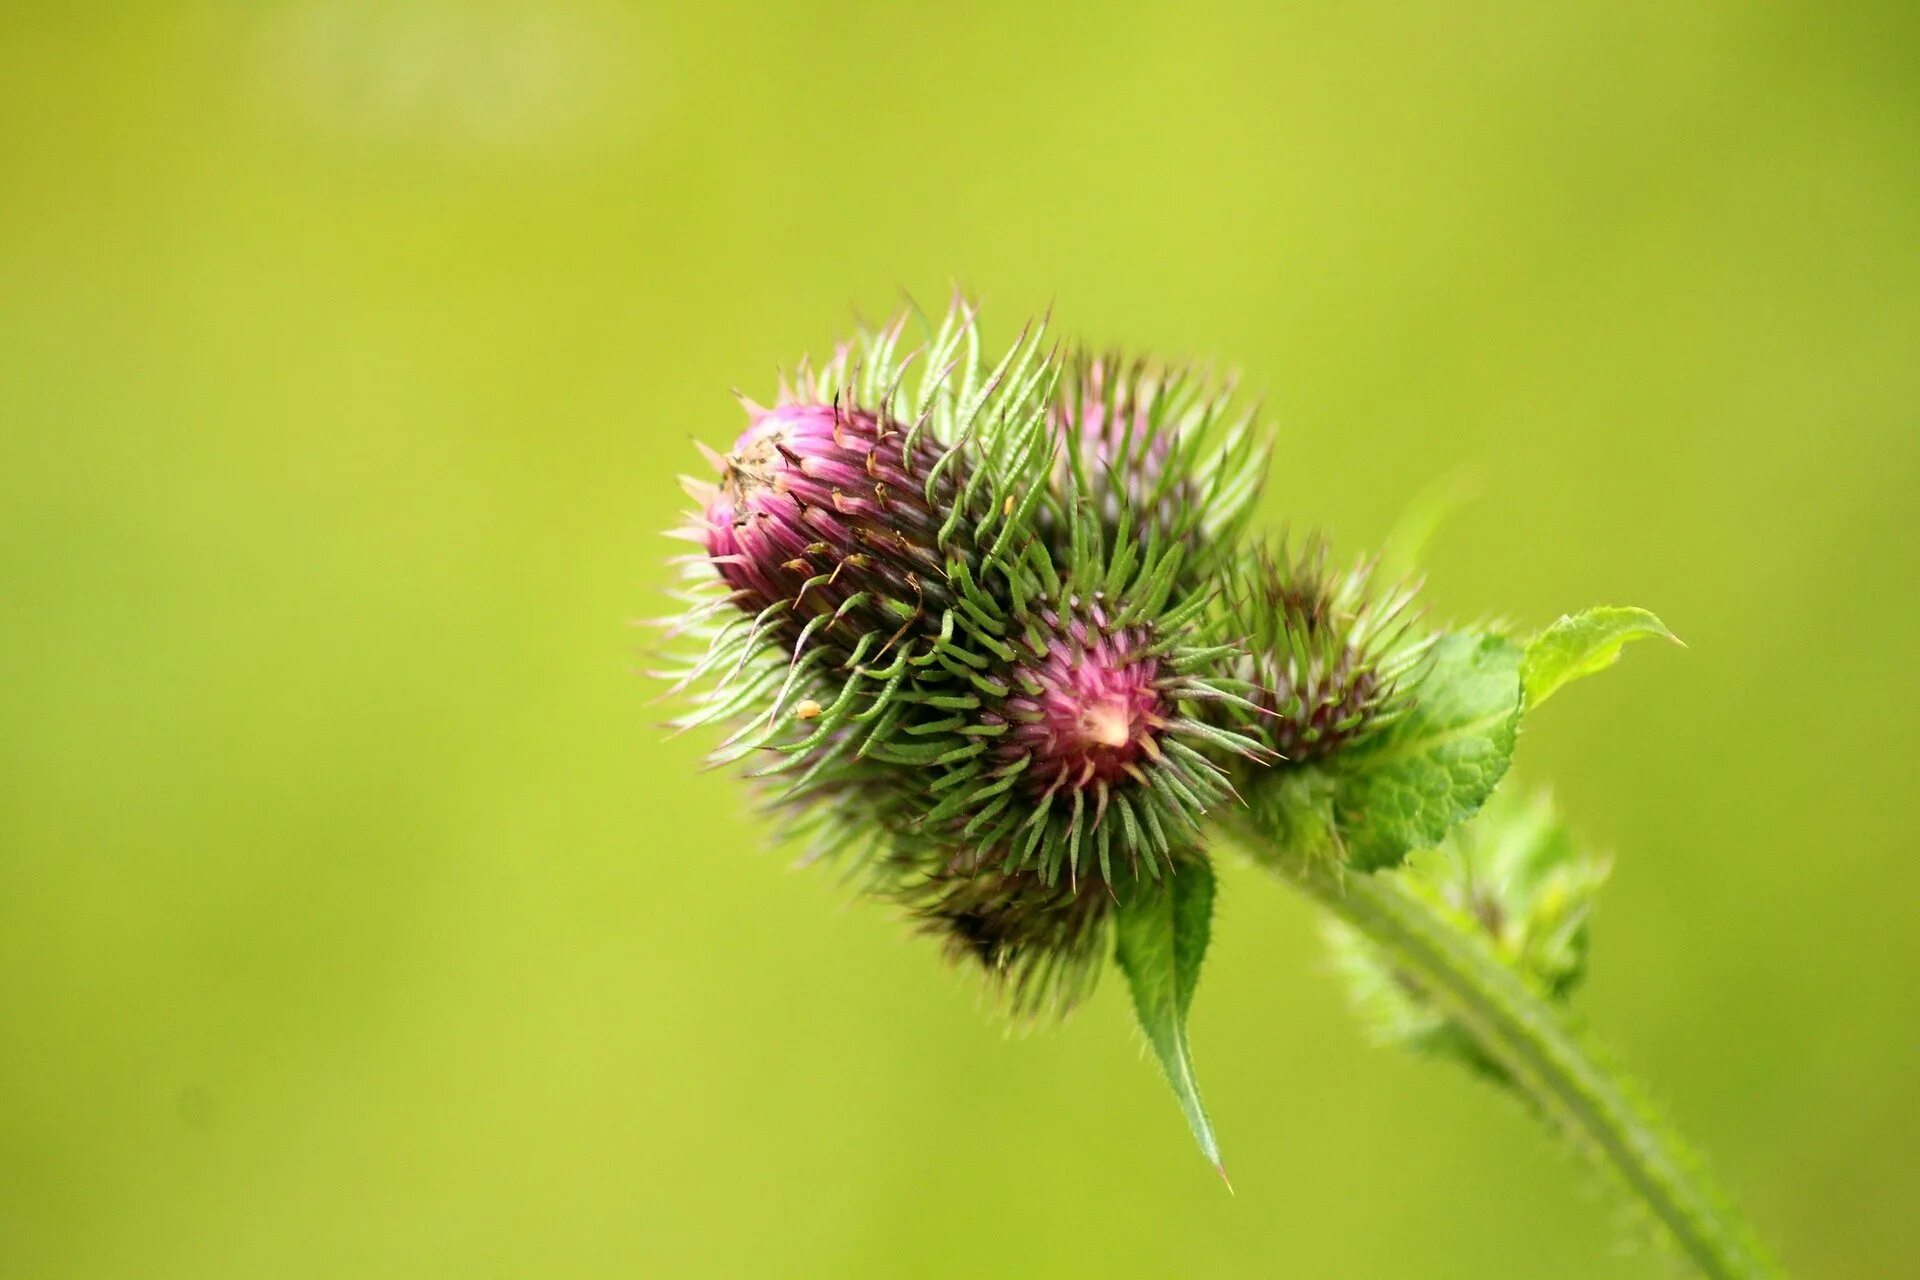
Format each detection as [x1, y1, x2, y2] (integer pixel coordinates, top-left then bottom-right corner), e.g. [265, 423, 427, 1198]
[794, 698, 823, 720]
[1003, 494, 1016, 516]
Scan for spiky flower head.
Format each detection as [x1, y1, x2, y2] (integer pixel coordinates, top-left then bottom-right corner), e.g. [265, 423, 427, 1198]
[1224, 535, 1429, 763]
[693, 393, 953, 658]
[995, 609, 1165, 790]
[1048, 349, 1267, 571]
[923, 596, 1268, 888]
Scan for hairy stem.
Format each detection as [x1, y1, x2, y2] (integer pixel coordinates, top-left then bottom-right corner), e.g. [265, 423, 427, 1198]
[1227, 817, 1782, 1280]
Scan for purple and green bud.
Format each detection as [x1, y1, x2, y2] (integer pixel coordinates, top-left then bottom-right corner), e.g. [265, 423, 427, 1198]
[1227, 537, 1428, 762]
[919, 597, 1269, 887]
[697, 399, 953, 654]
[991, 609, 1168, 793]
[1047, 350, 1266, 568]
[1052, 353, 1187, 532]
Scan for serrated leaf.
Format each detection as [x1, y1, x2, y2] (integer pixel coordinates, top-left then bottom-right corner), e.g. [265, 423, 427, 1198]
[1523, 607, 1679, 709]
[1114, 859, 1224, 1180]
[1329, 633, 1524, 871]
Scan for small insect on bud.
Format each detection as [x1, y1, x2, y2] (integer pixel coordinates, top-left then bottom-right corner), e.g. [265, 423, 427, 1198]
[793, 698, 823, 721]
[701, 400, 955, 657]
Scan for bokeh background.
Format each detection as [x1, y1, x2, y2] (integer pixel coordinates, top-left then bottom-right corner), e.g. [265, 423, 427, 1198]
[4, 3, 1917, 1276]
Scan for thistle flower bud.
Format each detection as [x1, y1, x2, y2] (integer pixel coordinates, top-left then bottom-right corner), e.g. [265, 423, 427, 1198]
[698, 400, 953, 655]
[660, 304, 1059, 772]
[897, 851, 1113, 1018]
[908, 594, 1268, 887]
[1227, 536, 1429, 762]
[1053, 354, 1185, 530]
[993, 610, 1167, 791]
[1048, 350, 1267, 565]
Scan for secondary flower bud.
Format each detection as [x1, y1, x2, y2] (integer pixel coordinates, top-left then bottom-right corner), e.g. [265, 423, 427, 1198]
[700, 400, 953, 653]
[933, 597, 1265, 885]
[1229, 538, 1427, 761]
[1053, 354, 1187, 533]
[898, 851, 1112, 1018]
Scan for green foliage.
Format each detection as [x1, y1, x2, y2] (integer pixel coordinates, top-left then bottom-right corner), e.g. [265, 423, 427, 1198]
[1523, 606, 1679, 709]
[1327, 633, 1524, 870]
[1326, 787, 1610, 1080]
[1114, 858, 1223, 1176]
[1321, 604, 1679, 1082]
[1244, 632, 1525, 873]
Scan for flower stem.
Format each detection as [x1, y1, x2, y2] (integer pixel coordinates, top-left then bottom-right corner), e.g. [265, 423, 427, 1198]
[1227, 819, 1783, 1280]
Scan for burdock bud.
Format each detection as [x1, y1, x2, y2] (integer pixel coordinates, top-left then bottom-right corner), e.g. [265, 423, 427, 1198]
[699, 399, 953, 654]
[997, 610, 1168, 792]
[1229, 537, 1428, 762]
[898, 850, 1113, 1018]
[1053, 354, 1186, 532]
[927, 597, 1264, 886]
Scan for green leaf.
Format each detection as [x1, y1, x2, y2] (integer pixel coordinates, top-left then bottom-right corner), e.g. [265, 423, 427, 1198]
[1523, 607, 1679, 709]
[1329, 633, 1524, 871]
[1256, 767, 1341, 866]
[1114, 859, 1225, 1181]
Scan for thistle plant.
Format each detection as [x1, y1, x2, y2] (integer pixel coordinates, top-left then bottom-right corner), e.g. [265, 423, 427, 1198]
[656, 301, 1782, 1278]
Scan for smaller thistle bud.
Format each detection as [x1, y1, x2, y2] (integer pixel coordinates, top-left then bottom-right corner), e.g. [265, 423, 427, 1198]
[1227, 536, 1429, 762]
[1053, 353, 1186, 531]
[896, 850, 1113, 1018]
[697, 399, 953, 655]
[1048, 350, 1268, 567]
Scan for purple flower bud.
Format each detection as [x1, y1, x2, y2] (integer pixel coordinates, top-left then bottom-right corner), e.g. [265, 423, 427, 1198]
[1052, 354, 1190, 533]
[701, 400, 952, 650]
[1231, 538, 1427, 761]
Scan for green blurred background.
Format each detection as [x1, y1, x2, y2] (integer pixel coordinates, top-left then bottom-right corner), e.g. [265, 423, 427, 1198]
[4, 3, 1916, 1276]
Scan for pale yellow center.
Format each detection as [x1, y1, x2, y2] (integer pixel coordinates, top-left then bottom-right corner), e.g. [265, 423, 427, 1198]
[1080, 699, 1132, 749]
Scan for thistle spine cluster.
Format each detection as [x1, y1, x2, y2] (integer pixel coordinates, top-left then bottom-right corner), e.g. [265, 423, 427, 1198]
[660, 300, 1409, 1015]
